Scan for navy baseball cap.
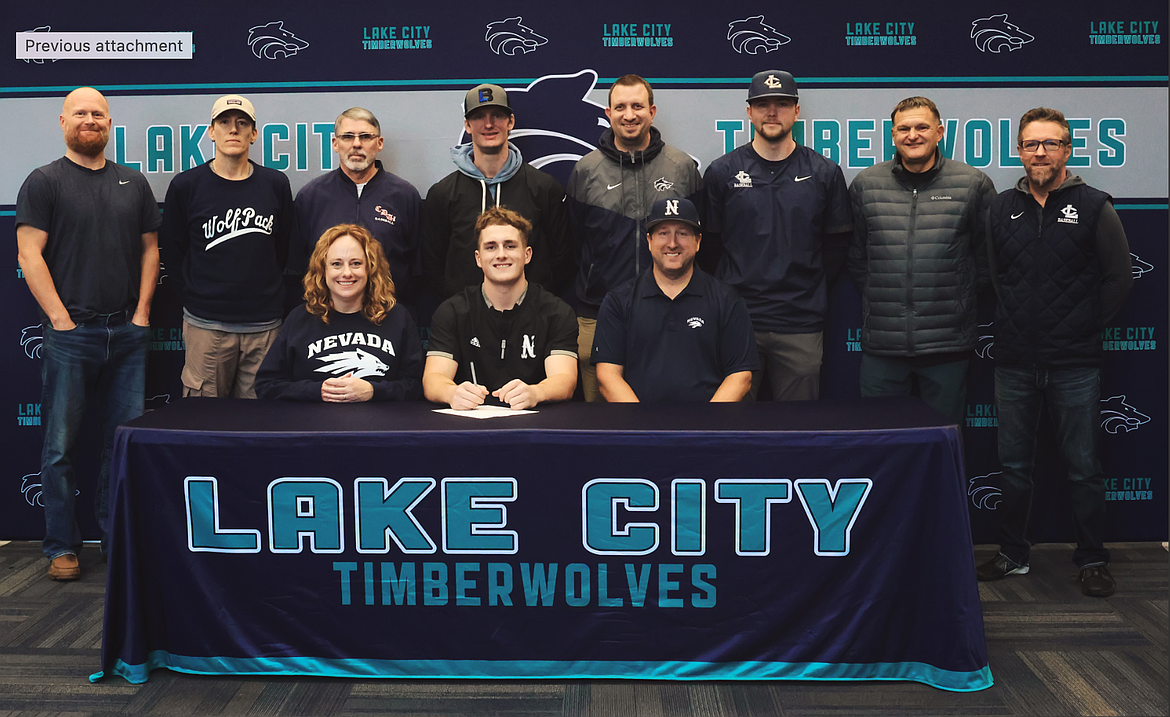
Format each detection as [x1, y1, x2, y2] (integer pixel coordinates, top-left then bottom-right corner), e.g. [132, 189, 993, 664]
[463, 83, 512, 118]
[646, 198, 701, 232]
[747, 70, 799, 102]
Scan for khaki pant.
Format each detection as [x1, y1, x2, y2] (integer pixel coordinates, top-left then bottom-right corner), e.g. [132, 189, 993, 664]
[750, 330, 823, 401]
[181, 321, 281, 398]
[577, 316, 604, 402]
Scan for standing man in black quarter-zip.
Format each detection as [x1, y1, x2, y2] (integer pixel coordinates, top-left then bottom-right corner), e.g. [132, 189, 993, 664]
[977, 107, 1132, 598]
[847, 96, 996, 424]
[566, 74, 704, 401]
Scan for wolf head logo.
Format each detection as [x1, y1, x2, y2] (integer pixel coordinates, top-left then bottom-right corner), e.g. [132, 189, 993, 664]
[728, 16, 791, 55]
[968, 472, 1002, 510]
[22, 26, 57, 64]
[248, 21, 309, 60]
[145, 394, 171, 413]
[1131, 253, 1153, 279]
[457, 70, 608, 186]
[971, 14, 1034, 53]
[314, 348, 389, 379]
[21, 326, 43, 359]
[1100, 395, 1151, 434]
[975, 322, 995, 359]
[486, 17, 548, 56]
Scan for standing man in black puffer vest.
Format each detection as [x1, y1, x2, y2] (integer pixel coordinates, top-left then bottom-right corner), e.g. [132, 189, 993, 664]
[977, 107, 1133, 598]
[847, 96, 996, 424]
[566, 75, 703, 401]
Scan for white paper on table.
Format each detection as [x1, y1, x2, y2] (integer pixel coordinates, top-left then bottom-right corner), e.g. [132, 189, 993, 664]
[432, 405, 537, 419]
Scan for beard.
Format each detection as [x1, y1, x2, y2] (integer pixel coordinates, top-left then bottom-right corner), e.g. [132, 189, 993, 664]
[754, 123, 791, 144]
[342, 152, 374, 173]
[65, 125, 109, 157]
[1025, 161, 1065, 190]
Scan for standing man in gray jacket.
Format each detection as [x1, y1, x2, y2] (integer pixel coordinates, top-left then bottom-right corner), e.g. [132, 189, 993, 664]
[566, 75, 703, 401]
[847, 96, 996, 423]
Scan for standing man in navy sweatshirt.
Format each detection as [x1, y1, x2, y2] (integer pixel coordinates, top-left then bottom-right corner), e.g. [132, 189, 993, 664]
[293, 107, 421, 302]
[159, 95, 295, 398]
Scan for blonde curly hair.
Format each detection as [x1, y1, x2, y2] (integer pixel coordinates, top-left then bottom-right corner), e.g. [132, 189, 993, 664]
[303, 224, 396, 325]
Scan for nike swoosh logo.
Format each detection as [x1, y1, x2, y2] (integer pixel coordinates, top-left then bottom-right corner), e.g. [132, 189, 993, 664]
[119, 180, 131, 185]
[1011, 212, 1024, 219]
[794, 176, 811, 182]
[607, 183, 622, 190]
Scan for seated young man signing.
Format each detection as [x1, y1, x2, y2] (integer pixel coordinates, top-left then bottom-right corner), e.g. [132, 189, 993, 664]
[423, 207, 578, 410]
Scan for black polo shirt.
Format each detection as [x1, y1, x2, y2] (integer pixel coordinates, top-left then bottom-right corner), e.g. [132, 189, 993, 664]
[427, 282, 578, 392]
[592, 267, 759, 402]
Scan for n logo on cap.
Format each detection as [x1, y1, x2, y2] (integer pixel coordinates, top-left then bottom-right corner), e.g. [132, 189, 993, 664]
[764, 74, 783, 88]
[479, 88, 494, 103]
[664, 200, 679, 216]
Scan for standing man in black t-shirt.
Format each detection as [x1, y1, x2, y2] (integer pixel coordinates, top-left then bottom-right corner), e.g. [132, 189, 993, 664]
[159, 95, 295, 398]
[16, 87, 161, 580]
[423, 207, 578, 410]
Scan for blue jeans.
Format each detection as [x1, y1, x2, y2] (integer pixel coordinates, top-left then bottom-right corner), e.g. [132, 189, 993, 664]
[994, 365, 1109, 568]
[40, 317, 149, 559]
[860, 353, 969, 425]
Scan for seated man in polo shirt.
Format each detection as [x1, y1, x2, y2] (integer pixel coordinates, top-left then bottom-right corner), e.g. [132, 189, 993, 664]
[423, 206, 579, 410]
[593, 198, 758, 402]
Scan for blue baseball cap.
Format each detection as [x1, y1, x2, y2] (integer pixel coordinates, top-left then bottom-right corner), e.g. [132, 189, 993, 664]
[646, 198, 701, 233]
[747, 70, 798, 102]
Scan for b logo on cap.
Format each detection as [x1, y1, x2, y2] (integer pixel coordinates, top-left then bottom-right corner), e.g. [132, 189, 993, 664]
[665, 200, 679, 216]
[764, 74, 783, 89]
[478, 89, 494, 103]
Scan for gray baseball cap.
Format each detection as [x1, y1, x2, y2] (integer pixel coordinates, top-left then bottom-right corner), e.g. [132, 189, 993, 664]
[463, 84, 512, 118]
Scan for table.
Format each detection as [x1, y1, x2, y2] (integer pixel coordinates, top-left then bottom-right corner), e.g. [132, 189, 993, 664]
[94, 398, 991, 691]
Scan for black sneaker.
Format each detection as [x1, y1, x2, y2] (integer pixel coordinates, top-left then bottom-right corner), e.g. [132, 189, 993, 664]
[976, 553, 1029, 581]
[1078, 564, 1116, 597]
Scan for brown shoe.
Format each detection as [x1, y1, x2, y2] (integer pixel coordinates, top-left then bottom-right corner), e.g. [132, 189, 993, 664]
[48, 554, 80, 581]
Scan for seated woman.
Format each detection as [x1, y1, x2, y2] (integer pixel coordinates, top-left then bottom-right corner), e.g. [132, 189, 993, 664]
[256, 224, 423, 402]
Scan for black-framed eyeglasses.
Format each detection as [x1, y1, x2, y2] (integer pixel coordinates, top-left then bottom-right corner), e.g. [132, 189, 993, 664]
[336, 133, 380, 144]
[1019, 139, 1065, 153]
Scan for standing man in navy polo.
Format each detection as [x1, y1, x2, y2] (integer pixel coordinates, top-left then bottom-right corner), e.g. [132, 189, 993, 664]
[293, 107, 421, 302]
[16, 87, 160, 579]
[593, 198, 757, 402]
[977, 107, 1132, 597]
[703, 70, 852, 400]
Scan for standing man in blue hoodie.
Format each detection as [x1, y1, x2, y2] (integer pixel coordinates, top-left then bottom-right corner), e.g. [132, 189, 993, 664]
[566, 75, 704, 401]
[422, 83, 573, 302]
[159, 95, 295, 398]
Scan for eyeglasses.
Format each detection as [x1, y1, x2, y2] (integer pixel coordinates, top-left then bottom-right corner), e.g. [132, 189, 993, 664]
[1019, 139, 1065, 153]
[336, 133, 380, 144]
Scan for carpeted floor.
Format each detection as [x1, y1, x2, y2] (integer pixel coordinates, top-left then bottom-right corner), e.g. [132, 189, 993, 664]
[0, 541, 1165, 716]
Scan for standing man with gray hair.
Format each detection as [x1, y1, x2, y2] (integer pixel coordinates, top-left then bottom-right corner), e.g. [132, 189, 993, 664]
[978, 107, 1132, 597]
[703, 70, 852, 401]
[159, 94, 295, 399]
[847, 96, 996, 424]
[293, 107, 421, 301]
[16, 87, 160, 579]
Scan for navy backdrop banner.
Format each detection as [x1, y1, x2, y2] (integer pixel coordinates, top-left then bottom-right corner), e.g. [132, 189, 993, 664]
[2, 1, 1167, 545]
[96, 400, 990, 690]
